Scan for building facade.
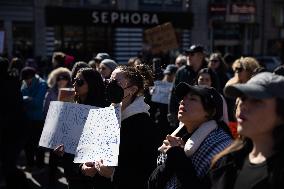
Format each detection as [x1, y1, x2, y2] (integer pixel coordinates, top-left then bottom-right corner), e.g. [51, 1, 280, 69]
[0, 0, 284, 63]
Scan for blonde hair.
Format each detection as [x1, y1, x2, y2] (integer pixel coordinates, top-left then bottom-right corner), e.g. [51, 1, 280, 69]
[232, 57, 260, 74]
[47, 67, 71, 88]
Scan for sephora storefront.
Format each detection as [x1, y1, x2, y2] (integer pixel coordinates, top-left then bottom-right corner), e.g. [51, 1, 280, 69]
[45, 7, 193, 63]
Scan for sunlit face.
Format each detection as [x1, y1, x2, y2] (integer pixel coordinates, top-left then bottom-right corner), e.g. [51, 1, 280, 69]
[235, 97, 280, 139]
[198, 73, 212, 87]
[178, 93, 208, 132]
[73, 72, 88, 98]
[99, 65, 112, 79]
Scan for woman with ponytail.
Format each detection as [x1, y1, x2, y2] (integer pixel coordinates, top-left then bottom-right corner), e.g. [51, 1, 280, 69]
[82, 65, 159, 189]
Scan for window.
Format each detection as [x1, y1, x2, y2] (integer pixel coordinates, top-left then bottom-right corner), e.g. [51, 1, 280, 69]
[13, 22, 34, 58]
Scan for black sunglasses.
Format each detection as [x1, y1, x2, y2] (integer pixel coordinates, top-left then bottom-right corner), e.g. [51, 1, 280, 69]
[234, 67, 244, 73]
[57, 75, 69, 82]
[74, 78, 85, 87]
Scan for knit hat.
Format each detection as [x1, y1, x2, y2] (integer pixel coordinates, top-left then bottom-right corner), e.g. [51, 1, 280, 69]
[100, 59, 118, 72]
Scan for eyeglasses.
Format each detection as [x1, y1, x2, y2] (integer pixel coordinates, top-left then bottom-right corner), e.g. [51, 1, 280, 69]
[234, 67, 244, 73]
[73, 78, 85, 87]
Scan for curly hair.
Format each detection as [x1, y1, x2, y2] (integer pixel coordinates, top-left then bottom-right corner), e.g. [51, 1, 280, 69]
[117, 64, 153, 97]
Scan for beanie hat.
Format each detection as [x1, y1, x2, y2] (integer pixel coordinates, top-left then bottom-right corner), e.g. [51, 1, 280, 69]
[101, 59, 118, 72]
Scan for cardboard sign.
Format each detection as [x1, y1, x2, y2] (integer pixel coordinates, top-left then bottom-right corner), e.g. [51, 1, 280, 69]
[144, 22, 178, 54]
[58, 88, 75, 102]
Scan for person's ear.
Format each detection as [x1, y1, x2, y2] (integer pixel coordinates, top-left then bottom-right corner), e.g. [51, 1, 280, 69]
[130, 85, 138, 95]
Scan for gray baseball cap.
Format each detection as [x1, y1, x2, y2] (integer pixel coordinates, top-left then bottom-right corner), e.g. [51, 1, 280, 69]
[224, 72, 284, 99]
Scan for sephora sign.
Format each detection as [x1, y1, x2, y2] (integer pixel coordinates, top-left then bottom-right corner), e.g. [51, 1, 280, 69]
[46, 7, 193, 29]
[92, 11, 159, 25]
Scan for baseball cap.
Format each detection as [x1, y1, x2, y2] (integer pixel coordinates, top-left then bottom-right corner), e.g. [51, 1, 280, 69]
[185, 44, 205, 54]
[163, 64, 178, 75]
[94, 53, 110, 61]
[224, 72, 284, 99]
[175, 82, 223, 121]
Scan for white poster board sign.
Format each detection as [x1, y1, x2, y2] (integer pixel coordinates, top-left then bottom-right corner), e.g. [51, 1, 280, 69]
[151, 81, 173, 104]
[39, 101, 97, 154]
[74, 105, 121, 166]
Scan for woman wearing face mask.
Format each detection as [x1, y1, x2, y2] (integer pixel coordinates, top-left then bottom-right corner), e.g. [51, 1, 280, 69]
[148, 83, 232, 189]
[82, 65, 159, 189]
[210, 72, 284, 189]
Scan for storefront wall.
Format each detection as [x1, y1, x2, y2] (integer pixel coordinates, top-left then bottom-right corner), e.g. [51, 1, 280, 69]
[45, 7, 193, 63]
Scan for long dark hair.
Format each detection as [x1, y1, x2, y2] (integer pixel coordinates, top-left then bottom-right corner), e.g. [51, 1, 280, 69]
[75, 68, 108, 108]
[211, 98, 284, 170]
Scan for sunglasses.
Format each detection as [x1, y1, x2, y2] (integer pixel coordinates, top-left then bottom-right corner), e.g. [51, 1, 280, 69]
[234, 67, 244, 73]
[73, 78, 85, 87]
[57, 75, 69, 82]
[210, 59, 219, 63]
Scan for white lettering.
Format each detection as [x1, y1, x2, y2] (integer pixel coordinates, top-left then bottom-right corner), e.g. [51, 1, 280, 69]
[131, 13, 141, 24]
[120, 13, 129, 24]
[92, 11, 99, 23]
[111, 12, 119, 23]
[142, 14, 150, 24]
[151, 14, 159, 24]
[101, 12, 108, 24]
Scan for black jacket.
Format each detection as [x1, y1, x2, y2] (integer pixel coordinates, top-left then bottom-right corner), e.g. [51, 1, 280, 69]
[113, 113, 159, 189]
[210, 143, 284, 189]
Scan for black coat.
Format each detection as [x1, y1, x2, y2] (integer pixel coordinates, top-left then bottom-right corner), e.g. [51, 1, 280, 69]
[113, 113, 159, 189]
[210, 144, 284, 189]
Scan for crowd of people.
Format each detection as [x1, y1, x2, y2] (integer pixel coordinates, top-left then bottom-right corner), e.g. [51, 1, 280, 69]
[1, 44, 284, 189]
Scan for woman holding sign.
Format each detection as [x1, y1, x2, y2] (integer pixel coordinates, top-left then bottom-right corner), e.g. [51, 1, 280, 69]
[82, 65, 159, 189]
[54, 67, 111, 189]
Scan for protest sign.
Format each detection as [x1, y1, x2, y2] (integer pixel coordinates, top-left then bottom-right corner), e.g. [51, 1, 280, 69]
[151, 80, 173, 104]
[144, 22, 178, 54]
[39, 101, 97, 154]
[74, 105, 121, 166]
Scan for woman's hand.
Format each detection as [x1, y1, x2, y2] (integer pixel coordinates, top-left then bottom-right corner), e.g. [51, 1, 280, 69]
[96, 160, 114, 178]
[81, 162, 97, 177]
[158, 135, 184, 153]
[54, 144, 65, 157]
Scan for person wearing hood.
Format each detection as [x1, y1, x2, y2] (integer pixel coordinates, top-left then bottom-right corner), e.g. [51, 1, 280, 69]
[99, 59, 118, 80]
[81, 65, 159, 189]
